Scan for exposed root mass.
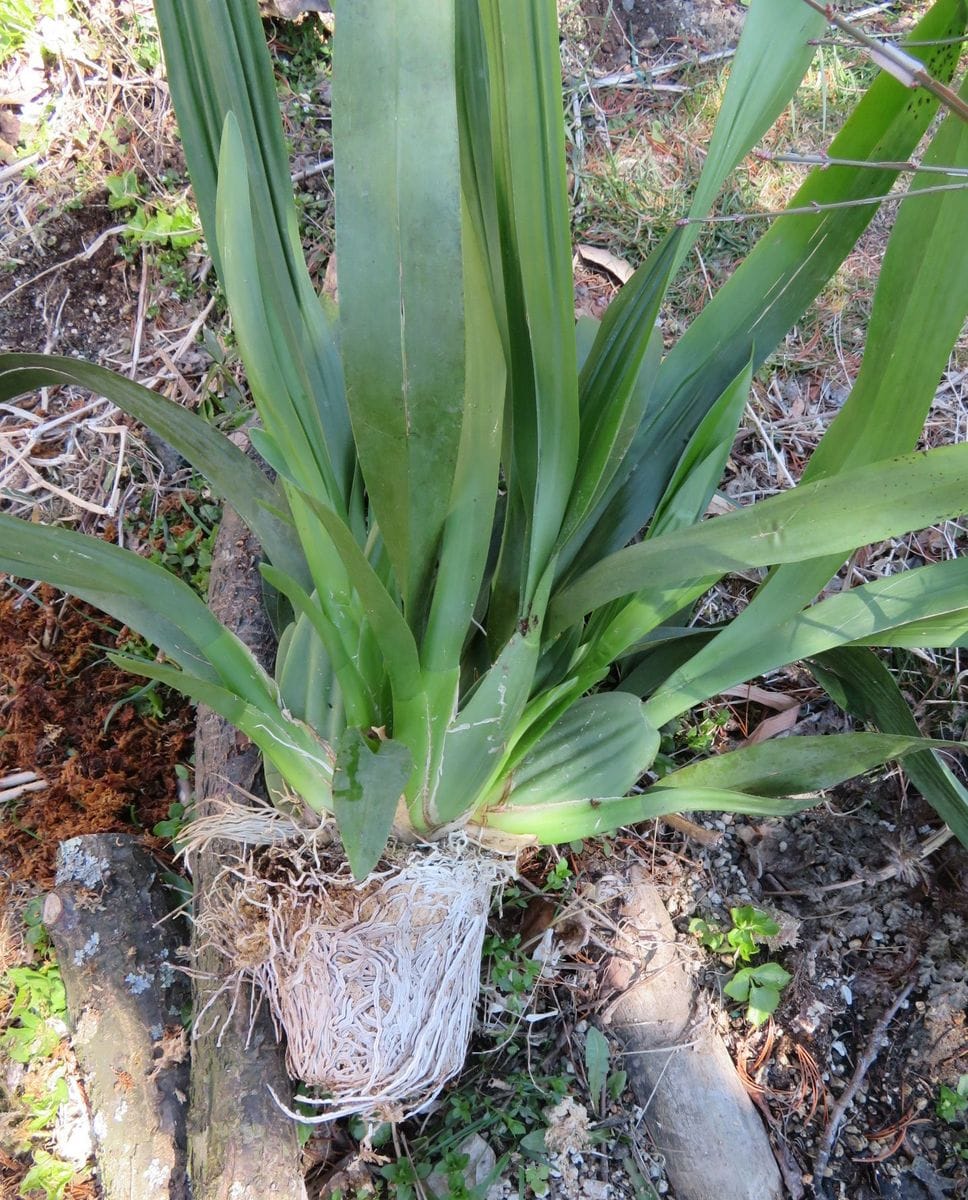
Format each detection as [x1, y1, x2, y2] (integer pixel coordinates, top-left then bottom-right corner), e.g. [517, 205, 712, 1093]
[190, 811, 512, 1123]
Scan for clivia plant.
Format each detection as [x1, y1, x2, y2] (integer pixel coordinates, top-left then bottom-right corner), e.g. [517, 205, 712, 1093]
[1, 0, 967, 1123]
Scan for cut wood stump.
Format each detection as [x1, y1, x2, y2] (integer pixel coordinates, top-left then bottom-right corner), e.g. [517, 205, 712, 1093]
[188, 502, 308, 1200]
[45, 833, 191, 1200]
[604, 864, 784, 1200]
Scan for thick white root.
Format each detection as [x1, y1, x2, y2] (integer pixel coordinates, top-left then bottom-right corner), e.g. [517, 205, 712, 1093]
[190, 810, 511, 1123]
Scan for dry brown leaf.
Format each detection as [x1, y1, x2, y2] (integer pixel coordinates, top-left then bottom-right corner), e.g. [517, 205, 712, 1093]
[576, 243, 634, 284]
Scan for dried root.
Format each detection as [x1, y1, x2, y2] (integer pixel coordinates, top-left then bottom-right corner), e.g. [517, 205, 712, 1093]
[188, 802, 513, 1123]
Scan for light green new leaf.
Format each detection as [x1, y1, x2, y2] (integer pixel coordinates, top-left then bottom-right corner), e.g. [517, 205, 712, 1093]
[333, 729, 414, 880]
[550, 444, 968, 631]
[584, 1026, 610, 1109]
[335, 0, 465, 619]
[108, 653, 334, 814]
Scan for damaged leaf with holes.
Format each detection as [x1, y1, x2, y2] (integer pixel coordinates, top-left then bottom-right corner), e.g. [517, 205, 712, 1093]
[1, 0, 967, 1121]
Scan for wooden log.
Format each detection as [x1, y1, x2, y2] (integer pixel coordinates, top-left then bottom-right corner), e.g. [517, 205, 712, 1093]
[188, 502, 308, 1200]
[45, 833, 191, 1200]
[603, 865, 784, 1200]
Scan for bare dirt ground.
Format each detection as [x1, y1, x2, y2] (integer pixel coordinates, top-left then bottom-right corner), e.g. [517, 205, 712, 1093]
[0, 2, 966, 1199]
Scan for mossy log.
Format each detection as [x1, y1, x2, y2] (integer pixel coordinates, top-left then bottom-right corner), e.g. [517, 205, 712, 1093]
[604, 864, 784, 1200]
[188, 502, 308, 1200]
[45, 833, 191, 1200]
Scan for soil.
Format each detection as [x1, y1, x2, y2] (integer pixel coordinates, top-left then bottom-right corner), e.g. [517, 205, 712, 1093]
[0, 588, 194, 889]
[571, 0, 744, 70]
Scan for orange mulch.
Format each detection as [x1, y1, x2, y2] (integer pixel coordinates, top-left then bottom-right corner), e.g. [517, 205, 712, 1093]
[0, 585, 194, 888]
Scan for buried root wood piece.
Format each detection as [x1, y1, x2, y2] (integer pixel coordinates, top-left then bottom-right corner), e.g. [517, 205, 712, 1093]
[189, 502, 308, 1200]
[603, 864, 785, 1200]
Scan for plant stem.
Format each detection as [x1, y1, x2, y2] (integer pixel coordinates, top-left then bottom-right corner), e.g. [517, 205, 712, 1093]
[798, 0, 968, 124]
[676, 181, 968, 226]
[755, 148, 968, 177]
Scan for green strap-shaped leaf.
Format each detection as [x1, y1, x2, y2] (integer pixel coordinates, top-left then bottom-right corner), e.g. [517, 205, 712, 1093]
[649, 359, 753, 539]
[483, 786, 816, 843]
[550, 444, 968, 631]
[260, 564, 376, 729]
[294, 492, 422, 705]
[679, 0, 826, 267]
[640, 69, 968, 711]
[811, 647, 968, 846]
[422, 200, 506, 674]
[422, 570, 554, 826]
[273, 611, 339, 743]
[645, 556, 968, 726]
[215, 115, 345, 508]
[569, 0, 967, 573]
[660, 733, 961, 796]
[332, 729, 414, 880]
[476, 693, 659, 813]
[0, 355, 308, 590]
[0, 515, 278, 709]
[108, 653, 335, 814]
[480, 0, 579, 606]
[483, 733, 956, 842]
[561, 232, 682, 542]
[155, 0, 352, 503]
[335, 0, 465, 619]
[576, 360, 753, 667]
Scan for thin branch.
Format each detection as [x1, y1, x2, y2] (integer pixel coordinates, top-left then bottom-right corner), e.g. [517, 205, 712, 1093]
[799, 0, 968, 124]
[568, 46, 737, 92]
[755, 148, 968, 178]
[812, 975, 918, 1195]
[290, 157, 333, 184]
[676, 181, 968, 227]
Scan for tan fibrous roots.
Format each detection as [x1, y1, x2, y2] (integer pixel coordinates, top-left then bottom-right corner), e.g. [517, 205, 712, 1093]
[191, 808, 512, 1124]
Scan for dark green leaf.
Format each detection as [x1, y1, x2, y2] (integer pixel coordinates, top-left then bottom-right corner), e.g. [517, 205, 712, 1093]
[333, 729, 414, 880]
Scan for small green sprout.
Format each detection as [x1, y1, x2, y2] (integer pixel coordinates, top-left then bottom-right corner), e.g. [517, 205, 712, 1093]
[723, 961, 792, 1027]
[0, 963, 67, 1064]
[936, 1074, 968, 1123]
[691, 905, 790, 1026]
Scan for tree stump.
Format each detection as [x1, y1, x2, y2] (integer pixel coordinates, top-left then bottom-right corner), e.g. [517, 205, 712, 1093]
[188, 503, 308, 1200]
[604, 865, 784, 1200]
[45, 833, 191, 1200]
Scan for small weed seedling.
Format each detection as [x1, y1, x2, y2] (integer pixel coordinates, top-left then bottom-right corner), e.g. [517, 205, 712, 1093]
[936, 1074, 968, 1123]
[1, 961, 67, 1064]
[584, 1024, 627, 1117]
[1, 912, 91, 1199]
[105, 170, 200, 253]
[690, 905, 791, 1026]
